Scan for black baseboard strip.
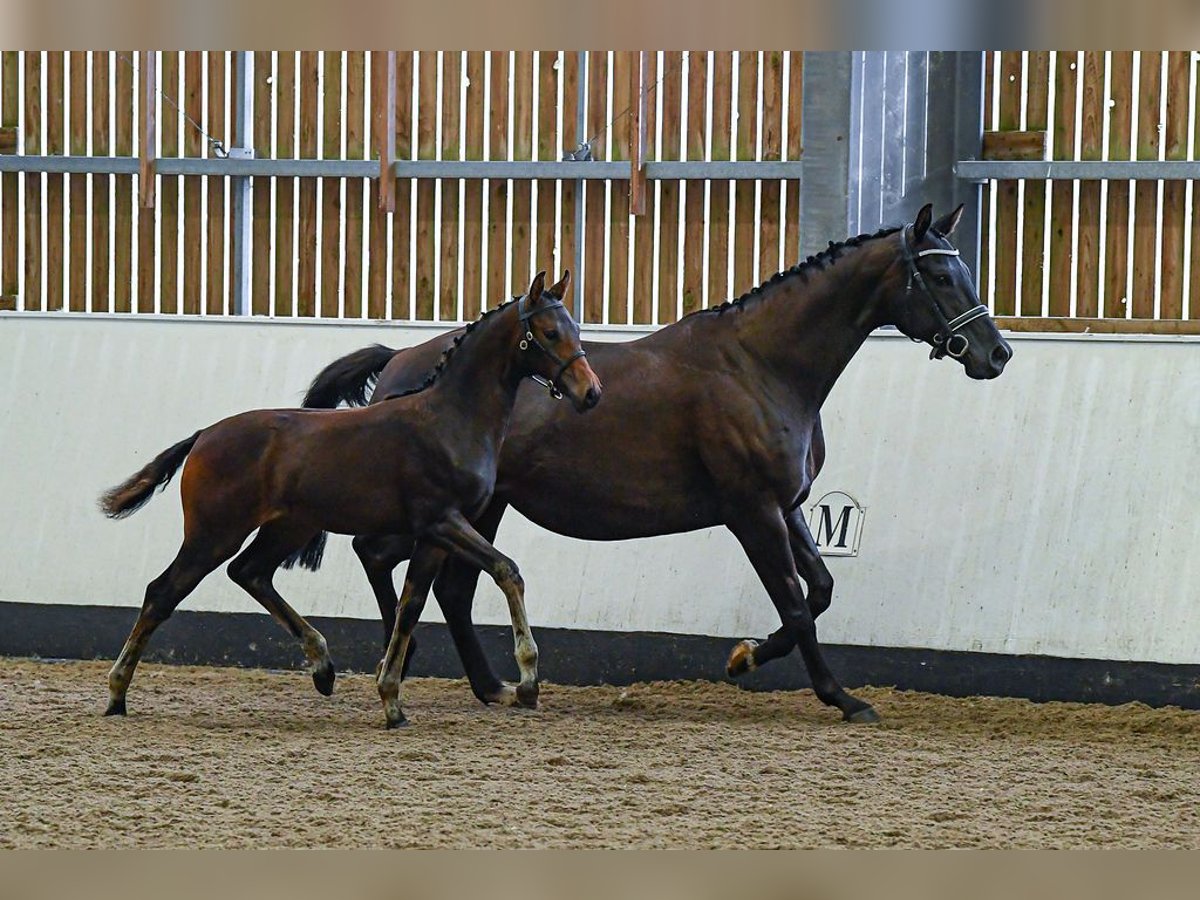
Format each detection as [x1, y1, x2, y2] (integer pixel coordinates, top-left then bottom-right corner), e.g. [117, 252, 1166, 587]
[2, 601, 1197, 709]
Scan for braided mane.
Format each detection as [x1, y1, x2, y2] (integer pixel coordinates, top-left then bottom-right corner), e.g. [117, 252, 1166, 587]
[694, 224, 904, 318]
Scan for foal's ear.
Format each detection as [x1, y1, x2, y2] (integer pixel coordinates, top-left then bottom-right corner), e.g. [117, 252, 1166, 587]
[913, 203, 934, 241]
[527, 270, 547, 305]
[932, 203, 965, 237]
[548, 269, 571, 301]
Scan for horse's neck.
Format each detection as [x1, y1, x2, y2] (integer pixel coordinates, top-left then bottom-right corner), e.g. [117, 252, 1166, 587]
[426, 306, 523, 436]
[736, 247, 889, 407]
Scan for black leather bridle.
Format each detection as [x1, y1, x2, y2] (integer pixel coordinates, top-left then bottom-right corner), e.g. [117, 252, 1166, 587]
[516, 294, 588, 400]
[901, 223, 990, 360]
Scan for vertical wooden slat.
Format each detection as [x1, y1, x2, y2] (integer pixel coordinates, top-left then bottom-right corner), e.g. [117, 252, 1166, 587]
[682, 50, 708, 316]
[558, 51, 579, 314]
[181, 51, 203, 315]
[657, 51, 683, 324]
[390, 51, 413, 318]
[784, 51, 804, 263]
[439, 51, 461, 320]
[206, 51, 226, 315]
[296, 50, 318, 317]
[91, 53, 111, 313]
[23, 52, 42, 311]
[758, 50, 784, 287]
[67, 51, 87, 312]
[511, 51, 534, 295]
[366, 52, 388, 319]
[978, 52, 994, 301]
[732, 50, 759, 295]
[45, 51, 65, 311]
[274, 52, 295, 316]
[320, 50, 342, 318]
[136, 53, 156, 312]
[1019, 51, 1050, 317]
[413, 50, 436, 320]
[461, 51, 485, 320]
[707, 51, 733, 308]
[1159, 51, 1189, 320]
[1104, 52, 1134, 318]
[343, 52, 365, 319]
[1075, 51, 1104, 318]
[486, 51, 510, 312]
[607, 51, 632, 323]
[1131, 52, 1162, 320]
[535, 50, 558, 283]
[581, 50, 606, 323]
[1045, 51, 1074, 318]
[630, 51, 657, 324]
[114, 52, 134, 314]
[1191, 52, 1200, 319]
[991, 51, 1022, 317]
[251, 51, 273, 315]
[1, 52, 21, 308]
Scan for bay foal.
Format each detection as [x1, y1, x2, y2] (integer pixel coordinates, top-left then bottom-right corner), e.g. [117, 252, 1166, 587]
[100, 271, 601, 727]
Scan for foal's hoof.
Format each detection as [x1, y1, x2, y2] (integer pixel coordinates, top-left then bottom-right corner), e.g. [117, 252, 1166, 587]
[844, 704, 881, 724]
[103, 698, 127, 717]
[311, 662, 336, 697]
[725, 639, 759, 678]
[515, 682, 540, 710]
[483, 683, 521, 707]
[385, 714, 410, 730]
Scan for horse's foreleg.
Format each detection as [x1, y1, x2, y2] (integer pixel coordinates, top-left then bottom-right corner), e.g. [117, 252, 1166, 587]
[376, 543, 445, 728]
[726, 505, 878, 723]
[228, 523, 336, 696]
[432, 500, 512, 707]
[428, 511, 539, 710]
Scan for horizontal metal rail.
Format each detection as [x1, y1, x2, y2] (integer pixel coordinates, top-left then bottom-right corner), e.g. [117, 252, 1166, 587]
[0, 155, 805, 181]
[957, 159, 1200, 182]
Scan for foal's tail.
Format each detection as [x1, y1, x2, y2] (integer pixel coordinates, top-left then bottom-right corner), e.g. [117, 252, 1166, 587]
[302, 343, 397, 409]
[99, 431, 202, 519]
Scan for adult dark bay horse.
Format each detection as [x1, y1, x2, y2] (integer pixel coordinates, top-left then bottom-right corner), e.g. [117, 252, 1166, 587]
[100, 271, 602, 728]
[304, 204, 1012, 724]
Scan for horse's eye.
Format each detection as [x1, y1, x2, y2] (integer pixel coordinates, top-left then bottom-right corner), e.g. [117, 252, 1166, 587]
[935, 274, 952, 287]
[545, 329, 559, 341]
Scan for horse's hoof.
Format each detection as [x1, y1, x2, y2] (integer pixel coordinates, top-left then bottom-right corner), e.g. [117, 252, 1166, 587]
[483, 683, 520, 707]
[725, 639, 759, 678]
[103, 699, 127, 717]
[515, 682, 540, 710]
[385, 715, 410, 730]
[312, 662, 336, 697]
[844, 704, 881, 724]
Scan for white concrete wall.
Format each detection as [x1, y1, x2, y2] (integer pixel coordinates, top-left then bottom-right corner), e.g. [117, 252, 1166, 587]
[3, 313, 1199, 665]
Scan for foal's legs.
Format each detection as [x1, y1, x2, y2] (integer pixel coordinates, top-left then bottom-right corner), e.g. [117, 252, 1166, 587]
[727, 508, 834, 676]
[376, 543, 446, 728]
[227, 522, 337, 696]
[106, 536, 244, 715]
[725, 504, 877, 723]
[352, 533, 414, 645]
[426, 510, 539, 709]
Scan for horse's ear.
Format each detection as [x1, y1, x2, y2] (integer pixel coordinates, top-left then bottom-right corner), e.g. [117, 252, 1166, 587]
[932, 203, 965, 237]
[527, 270, 547, 305]
[549, 269, 571, 300]
[913, 203, 934, 241]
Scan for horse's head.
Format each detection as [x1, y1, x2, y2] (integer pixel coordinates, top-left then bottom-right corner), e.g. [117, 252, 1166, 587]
[515, 270, 603, 412]
[881, 203, 1012, 380]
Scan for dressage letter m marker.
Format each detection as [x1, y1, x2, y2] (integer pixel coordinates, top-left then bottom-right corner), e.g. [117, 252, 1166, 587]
[816, 503, 852, 549]
[807, 491, 864, 557]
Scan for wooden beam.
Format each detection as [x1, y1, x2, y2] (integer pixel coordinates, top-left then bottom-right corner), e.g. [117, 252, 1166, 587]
[982, 130, 1048, 161]
[995, 316, 1200, 335]
[138, 51, 156, 208]
[378, 50, 397, 212]
[629, 51, 648, 215]
[0, 126, 16, 154]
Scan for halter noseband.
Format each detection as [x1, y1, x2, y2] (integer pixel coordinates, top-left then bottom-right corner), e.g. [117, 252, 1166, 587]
[901, 223, 990, 360]
[516, 294, 587, 400]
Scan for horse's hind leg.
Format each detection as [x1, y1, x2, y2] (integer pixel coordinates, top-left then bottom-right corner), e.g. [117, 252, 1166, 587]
[427, 511, 539, 709]
[228, 522, 336, 696]
[376, 543, 445, 728]
[106, 540, 235, 716]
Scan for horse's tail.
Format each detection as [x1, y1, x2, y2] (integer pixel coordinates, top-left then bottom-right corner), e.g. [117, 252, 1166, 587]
[280, 530, 328, 572]
[99, 431, 202, 519]
[302, 344, 397, 409]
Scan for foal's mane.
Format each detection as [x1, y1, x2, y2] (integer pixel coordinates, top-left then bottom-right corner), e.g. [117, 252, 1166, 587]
[694, 224, 904, 318]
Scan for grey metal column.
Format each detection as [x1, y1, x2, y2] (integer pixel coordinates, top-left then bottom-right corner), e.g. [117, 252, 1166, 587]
[229, 51, 254, 315]
[951, 51, 985, 283]
[799, 52, 853, 259]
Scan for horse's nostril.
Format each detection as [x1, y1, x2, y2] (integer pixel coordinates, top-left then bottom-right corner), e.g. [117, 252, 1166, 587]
[585, 386, 601, 407]
[991, 343, 1012, 367]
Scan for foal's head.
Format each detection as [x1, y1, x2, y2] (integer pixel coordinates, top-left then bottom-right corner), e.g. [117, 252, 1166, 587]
[515, 270, 603, 412]
[879, 203, 1013, 380]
